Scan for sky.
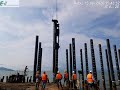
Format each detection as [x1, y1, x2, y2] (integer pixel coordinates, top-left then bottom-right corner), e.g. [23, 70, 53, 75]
[0, 0, 120, 71]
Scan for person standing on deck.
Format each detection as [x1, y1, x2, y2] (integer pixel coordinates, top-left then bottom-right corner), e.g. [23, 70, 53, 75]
[36, 71, 41, 88]
[64, 70, 69, 87]
[24, 66, 28, 76]
[41, 71, 47, 90]
[72, 71, 77, 89]
[87, 71, 94, 87]
[56, 71, 63, 88]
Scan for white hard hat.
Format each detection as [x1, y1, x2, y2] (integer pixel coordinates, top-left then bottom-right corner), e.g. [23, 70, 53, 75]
[57, 71, 60, 73]
[89, 71, 92, 73]
[72, 71, 75, 73]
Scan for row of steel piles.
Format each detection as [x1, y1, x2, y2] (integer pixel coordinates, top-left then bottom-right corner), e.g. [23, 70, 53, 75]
[65, 38, 120, 90]
[33, 36, 42, 82]
[106, 39, 120, 90]
[68, 38, 77, 78]
[65, 38, 77, 88]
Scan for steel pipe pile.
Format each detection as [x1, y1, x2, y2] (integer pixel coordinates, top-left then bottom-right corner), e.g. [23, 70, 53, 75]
[80, 49, 85, 90]
[84, 43, 89, 77]
[33, 35, 39, 82]
[37, 42, 42, 76]
[99, 44, 106, 90]
[72, 38, 77, 74]
[106, 39, 116, 89]
[90, 39, 98, 81]
[113, 45, 120, 83]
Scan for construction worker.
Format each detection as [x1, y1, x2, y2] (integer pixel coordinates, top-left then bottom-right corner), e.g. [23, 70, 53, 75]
[64, 70, 69, 87]
[41, 71, 47, 89]
[36, 71, 40, 88]
[72, 71, 77, 89]
[24, 66, 28, 76]
[56, 71, 63, 88]
[87, 71, 94, 87]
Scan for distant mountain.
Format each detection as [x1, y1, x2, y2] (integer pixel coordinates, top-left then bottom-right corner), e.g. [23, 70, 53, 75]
[0, 67, 14, 71]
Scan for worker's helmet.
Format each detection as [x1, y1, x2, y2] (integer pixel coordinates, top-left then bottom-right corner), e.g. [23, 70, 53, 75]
[57, 71, 60, 73]
[72, 71, 75, 74]
[89, 71, 92, 73]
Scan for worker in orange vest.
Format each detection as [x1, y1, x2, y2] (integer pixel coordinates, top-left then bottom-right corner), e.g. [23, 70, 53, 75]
[36, 71, 40, 88]
[41, 71, 47, 89]
[72, 71, 77, 89]
[64, 70, 69, 87]
[56, 71, 63, 88]
[87, 71, 94, 87]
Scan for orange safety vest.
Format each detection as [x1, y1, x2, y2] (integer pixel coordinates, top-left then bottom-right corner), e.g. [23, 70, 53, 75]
[87, 73, 94, 83]
[64, 73, 68, 79]
[72, 74, 77, 80]
[42, 74, 47, 81]
[56, 73, 62, 80]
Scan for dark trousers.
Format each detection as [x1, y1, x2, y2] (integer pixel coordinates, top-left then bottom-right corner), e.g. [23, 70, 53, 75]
[73, 80, 77, 88]
[56, 79, 62, 88]
[42, 80, 47, 89]
[64, 78, 68, 86]
[88, 82, 94, 88]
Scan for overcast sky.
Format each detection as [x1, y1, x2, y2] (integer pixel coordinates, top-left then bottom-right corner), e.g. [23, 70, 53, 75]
[0, 0, 120, 71]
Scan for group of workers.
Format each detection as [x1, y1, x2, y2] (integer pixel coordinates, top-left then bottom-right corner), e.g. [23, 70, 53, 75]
[35, 70, 94, 89]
